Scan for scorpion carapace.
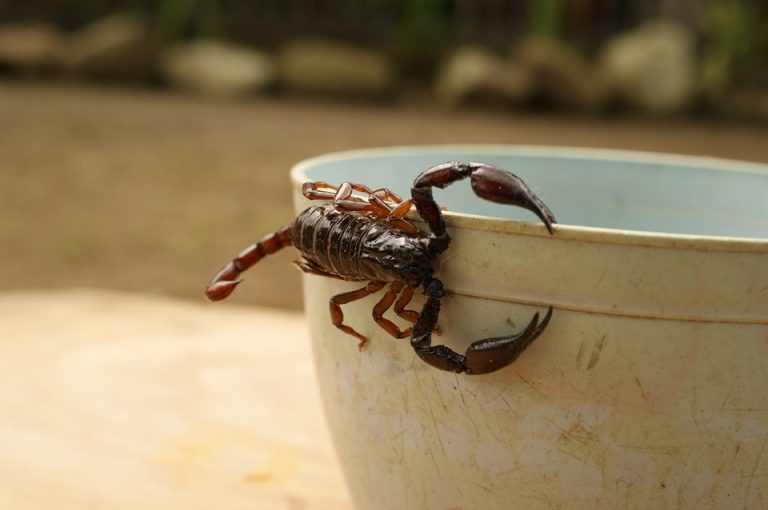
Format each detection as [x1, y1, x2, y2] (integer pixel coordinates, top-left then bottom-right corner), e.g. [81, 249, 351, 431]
[205, 162, 557, 375]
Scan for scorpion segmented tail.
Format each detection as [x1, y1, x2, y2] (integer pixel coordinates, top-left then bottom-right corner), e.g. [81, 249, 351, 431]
[205, 224, 294, 301]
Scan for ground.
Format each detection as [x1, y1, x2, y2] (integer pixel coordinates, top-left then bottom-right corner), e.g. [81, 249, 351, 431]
[2, 79, 767, 310]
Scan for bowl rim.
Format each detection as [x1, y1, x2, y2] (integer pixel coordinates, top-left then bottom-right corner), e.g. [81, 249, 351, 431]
[290, 145, 768, 254]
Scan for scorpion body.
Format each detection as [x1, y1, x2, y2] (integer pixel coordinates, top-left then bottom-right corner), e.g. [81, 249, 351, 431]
[206, 162, 557, 375]
[293, 205, 434, 286]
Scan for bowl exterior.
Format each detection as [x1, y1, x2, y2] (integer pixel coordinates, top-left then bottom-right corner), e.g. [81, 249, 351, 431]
[292, 147, 768, 510]
[305, 276, 767, 510]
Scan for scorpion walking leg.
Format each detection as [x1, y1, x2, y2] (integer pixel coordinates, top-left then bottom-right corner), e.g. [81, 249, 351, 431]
[332, 184, 417, 234]
[394, 285, 441, 335]
[379, 195, 418, 234]
[303, 182, 379, 211]
[303, 181, 418, 234]
[311, 182, 405, 210]
[205, 225, 293, 301]
[302, 182, 350, 201]
[335, 183, 393, 217]
[411, 278, 552, 375]
[393, 285, 419, 323]
[371, 283, 412, 339]
[330, 281, 386, 350]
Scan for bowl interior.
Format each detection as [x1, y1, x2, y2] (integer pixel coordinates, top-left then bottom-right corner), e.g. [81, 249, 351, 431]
[297, 147, 768, 240]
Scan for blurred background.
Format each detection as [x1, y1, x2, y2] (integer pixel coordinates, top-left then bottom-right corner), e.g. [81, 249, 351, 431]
[1, 0, 767, 310]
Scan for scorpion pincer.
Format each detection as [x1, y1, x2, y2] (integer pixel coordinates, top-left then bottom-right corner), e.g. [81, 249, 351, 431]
[205, 162, 556, 375]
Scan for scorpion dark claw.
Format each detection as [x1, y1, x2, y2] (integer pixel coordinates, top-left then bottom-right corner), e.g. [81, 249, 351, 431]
[468, 164, 556, 234]
[411, 280, 552, 374]
[463, 306, 553, 375]
[413, 162, 557, 241]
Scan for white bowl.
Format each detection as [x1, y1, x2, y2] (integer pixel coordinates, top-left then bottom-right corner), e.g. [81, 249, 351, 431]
[291, 146, 768, 510]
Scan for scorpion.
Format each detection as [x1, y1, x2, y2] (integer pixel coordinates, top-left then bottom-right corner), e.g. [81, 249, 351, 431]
[205, 162, 557, 375]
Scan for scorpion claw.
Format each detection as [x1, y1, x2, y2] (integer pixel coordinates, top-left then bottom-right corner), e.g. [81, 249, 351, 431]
[509, 190, 556, 234]
[205, 279, 244, 301]
[411, 304, 553, 375]
[463, 306, 553, 375]
[410, 280, 551, 375]
[412, 162, 557, 242]
[413, 344, 468, 374]
[468, 164, 556, 234]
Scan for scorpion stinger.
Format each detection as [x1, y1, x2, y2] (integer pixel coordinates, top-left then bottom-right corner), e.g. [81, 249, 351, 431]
[205, 224, 294, 301]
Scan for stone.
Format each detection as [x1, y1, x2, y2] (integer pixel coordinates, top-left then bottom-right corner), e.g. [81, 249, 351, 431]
[278, 38, 395, 98]
[434, 45, 534, 107]
[162, 39, 275, 98]
[0, 22, 62, 73]
[600, 19, 696, 114]
[517, 35, 612, 111]
[61, 12, 156, 81]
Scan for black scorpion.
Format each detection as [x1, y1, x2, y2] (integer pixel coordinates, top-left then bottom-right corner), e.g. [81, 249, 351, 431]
[205, 162, 556, 375]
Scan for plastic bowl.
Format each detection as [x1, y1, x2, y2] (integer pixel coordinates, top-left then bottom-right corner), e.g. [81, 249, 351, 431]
[290, 146, 768, 510]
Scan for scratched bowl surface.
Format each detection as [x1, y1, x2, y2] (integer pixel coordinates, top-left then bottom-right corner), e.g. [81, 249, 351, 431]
[290, 146, 768, 510]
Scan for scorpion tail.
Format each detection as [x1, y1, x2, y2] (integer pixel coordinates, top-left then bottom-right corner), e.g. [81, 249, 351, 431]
[204, 278, 245, 302]
[205, 224, 293, 301]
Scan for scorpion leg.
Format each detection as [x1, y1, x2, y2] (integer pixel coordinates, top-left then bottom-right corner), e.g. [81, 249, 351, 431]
[304, 182, 391, 217]
[371, 187, 403, 203]
[371, 283, 412, 339]
[335, 183, 405, 209]
[205, 225, 293, 301]
[361, 187, 418, 234]
[302, 182, 351, 201]
[333, 184, 413, 226]
[371, 283, 441, 340]
[411, 162, 557, 254]
[393, 285, 419, 323]
[303, 182, 375, 207]
[394, 285, 442, 335]
[330, 281, 386, 350]
[411, 278, 551, 375]
[381, 197, 418, 235]
[303, 181, 418, 234]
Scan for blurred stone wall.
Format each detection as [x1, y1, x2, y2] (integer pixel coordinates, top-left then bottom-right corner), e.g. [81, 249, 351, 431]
[0, 0, 766, 118]
[0, 1, 692, 50]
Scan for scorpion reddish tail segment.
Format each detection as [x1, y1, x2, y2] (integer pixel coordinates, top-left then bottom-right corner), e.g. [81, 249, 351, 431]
[205, 162, 557, 375]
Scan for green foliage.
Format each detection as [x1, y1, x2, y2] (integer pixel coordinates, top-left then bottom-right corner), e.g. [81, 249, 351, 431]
[698, 0, 764, 97]
[527, 0, 561, 37]
[392, 0, 445, 71]
[154, 0, 223, 41]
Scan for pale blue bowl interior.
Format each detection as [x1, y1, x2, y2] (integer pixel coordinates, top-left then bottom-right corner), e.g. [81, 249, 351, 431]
[301, 149, 768, 239]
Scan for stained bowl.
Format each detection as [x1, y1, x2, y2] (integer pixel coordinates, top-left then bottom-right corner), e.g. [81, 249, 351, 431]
[290, 146, 768, 510]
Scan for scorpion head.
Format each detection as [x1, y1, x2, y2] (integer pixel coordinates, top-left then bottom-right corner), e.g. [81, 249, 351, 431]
[361, 228, 434, 287]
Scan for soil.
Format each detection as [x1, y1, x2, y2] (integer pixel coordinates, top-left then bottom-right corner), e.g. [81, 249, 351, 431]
[2, 80, 767, 310]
